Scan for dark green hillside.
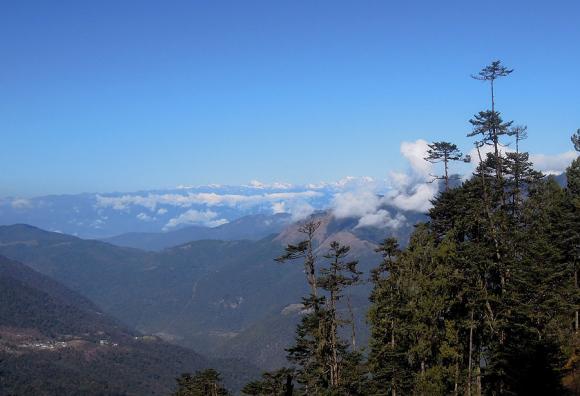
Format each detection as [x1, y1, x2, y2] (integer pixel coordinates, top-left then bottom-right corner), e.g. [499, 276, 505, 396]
[0, 217, 387, 370]
[0, 337, 255, 396]
[0, 224, 156, 311]
[0, 255, 127, 338]
[0, 255, 257, 395]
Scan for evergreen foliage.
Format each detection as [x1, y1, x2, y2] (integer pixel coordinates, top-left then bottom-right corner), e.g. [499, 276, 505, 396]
[240, 60, 580, 395]
[241, 368, 295, 395]
[173, 369, 230, 396]
[572, 129, 580, 152]
[424, 142, 466, 191]
[267, 222, 368, 394]
[365, 60, 580, 395]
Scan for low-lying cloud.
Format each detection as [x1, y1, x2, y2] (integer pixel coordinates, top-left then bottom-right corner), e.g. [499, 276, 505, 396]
[96, 191, 322, 212]
[163, 209, 228, 230]
[530, 151, 578, 175]
[271, 200, 315, 221]
[331, 190, 409, 230]
[328, 139, 434, 229]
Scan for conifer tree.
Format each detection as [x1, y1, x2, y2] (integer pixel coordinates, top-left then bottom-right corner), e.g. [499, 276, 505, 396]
[564, 156, 580, 334]
[173, 369, 229, 396]
[276, 221, 321, 301]
[318, 241, 362, 389]
[470, 60, 514, 184]
[241, 368, 295, 396]
[368, 237, 411, 396]
[424, 141, 466, 191]
[272, 221, 368, 395]
[572, 129, 580, 152]
[275, 220, 328, 393]
[252, 61, 580, 396]
[471, 60, 513, 113]
[504, 125, 533, 213]
[504, 150, 542, 216]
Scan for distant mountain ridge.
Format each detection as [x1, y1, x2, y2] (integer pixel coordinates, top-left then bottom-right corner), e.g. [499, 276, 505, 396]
[0, 182, 352, 238]
[102, 213, 292, 251]
[0, 209, 420, 370]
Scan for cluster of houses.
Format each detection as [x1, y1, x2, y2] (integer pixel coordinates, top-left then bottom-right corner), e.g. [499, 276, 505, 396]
[18, 338, 119, 350]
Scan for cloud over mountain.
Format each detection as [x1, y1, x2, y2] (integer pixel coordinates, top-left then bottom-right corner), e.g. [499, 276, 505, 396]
[163, 209, 228, 230]
[1, 139, 576, 238]
[95, 191, 322, 212]
[329, 139, 437, 227]
[530, 151, 579, 175]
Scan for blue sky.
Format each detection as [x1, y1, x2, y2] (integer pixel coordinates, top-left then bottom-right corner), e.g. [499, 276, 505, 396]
[1, 0, 578, 196]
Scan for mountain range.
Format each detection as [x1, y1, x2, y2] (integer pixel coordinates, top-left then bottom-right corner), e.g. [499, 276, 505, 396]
[0, 181, 359, 238]
[0, 207, 423, 373]
[102, 213, 292, 251]
[0, 255, 257, 395]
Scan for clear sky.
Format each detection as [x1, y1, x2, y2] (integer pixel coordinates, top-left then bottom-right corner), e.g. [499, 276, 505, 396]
[1, 0, 578, 196]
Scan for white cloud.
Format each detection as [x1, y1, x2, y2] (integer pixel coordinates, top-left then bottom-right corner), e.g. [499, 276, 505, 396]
[271, 202, 286, 214]
[11, 198, 33, 209]
[327, 139, 437, 224]
[530, 151, 578, 175]
[389, 183, 438, 212]
[331, 189, 407, 229]
[95, 191, 322, 212]
[271, 200, 314, 221]
[266, 191, 320, 201]
[385, 139, 438, 212]
[466, 145, 578, 176]
[163, 209, 228, 230]
[248, 180, 267, 189]
[137, 212, 154, 222]
[288, 201, 315, 221]
[356, 210, 406, 229]
[271, 182, 294, 189]
[157, 208, 168, 215]
[400, 139, 431, 177]
[332, 191, 384, 219]
[467, 144, 511, 167]
[388, 171, 411, 190]
[246, 180, 293, 190]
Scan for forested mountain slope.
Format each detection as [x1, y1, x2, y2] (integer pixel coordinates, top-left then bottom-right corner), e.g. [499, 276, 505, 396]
[0, 255, 257, 395]
[0, 210, 413, 370]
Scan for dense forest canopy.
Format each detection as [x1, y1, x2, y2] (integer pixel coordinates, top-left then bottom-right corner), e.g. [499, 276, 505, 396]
[174, 61, 580, 396]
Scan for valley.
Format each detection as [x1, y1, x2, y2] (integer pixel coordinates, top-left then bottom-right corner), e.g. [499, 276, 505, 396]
[0, 209, 420, 374]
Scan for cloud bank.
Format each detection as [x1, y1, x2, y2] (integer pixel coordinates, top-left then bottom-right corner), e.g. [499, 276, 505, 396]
[530, 151, 578, 175]
[96, 191, 322, 211]
[328, 139, 436, 229]
[4, 139, 575, 238]
[163, 210, 228, 230]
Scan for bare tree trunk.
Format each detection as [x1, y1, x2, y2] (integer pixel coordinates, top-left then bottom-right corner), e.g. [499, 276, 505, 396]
[476, 364, 482, 396]
[392, 317, 396, 396]
[329, 289, 339, 388]
[284, 374, 294, 396]
[476, 145, 503, 265]
[491, 79, 495, 113]
[303, 222, 319, 298]
[444, 154, 450, 191]
[454, 361, 459, 396]
[574, 260, 578, 333]
[468, 309, 474, 396]
[420, 360, 426, 396]
[346, 294, 357, 350]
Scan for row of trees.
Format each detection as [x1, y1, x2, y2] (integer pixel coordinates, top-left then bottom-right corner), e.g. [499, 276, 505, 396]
[173, 62, 580, 395]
